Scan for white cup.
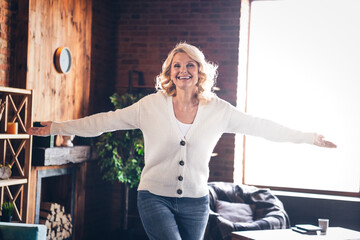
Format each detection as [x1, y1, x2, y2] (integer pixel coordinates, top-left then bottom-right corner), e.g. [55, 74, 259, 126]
[318, 218, 329, 234]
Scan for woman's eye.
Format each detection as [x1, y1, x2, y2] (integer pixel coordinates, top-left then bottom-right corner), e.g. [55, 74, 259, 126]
[187, 64, 194, 67]
[174, 64, 180, 68]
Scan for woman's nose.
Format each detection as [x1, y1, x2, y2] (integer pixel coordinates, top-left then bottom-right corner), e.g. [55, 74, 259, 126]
[180, 65, 187, 73]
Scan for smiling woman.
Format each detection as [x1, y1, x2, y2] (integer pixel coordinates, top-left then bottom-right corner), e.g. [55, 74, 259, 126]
[27, 42, 335, 240]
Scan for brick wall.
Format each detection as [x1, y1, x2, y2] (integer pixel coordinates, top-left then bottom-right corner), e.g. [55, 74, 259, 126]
[114, 0, 241, 182]
[89, 0, 118, 114]
[0, 0, 15, 86]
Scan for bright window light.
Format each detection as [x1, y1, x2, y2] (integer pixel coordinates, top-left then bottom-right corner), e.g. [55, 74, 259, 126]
[239, 0, 360, 193]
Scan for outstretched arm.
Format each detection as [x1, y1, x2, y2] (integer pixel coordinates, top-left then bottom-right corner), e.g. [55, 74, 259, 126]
[26, 99, 141, 137]
[225, 103, 337, 148]
[27, 121, 52, 136]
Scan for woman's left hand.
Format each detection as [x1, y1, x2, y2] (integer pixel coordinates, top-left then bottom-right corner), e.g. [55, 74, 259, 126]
[314, 134, 337, 148]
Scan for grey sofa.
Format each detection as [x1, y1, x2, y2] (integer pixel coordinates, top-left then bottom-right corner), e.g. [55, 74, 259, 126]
[204, 182, 290, 240]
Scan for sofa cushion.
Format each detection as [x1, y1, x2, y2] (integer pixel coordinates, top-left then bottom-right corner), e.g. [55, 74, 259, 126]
[216, 200, 254, 223]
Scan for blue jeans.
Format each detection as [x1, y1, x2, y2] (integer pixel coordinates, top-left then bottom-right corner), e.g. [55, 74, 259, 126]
[137, 190, 210, 240]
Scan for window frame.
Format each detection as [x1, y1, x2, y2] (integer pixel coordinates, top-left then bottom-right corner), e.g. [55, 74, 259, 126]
[236, 0, 360, 198]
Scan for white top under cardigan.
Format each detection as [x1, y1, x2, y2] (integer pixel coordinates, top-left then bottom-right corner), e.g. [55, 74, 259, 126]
[176, 119, 192, 137]
[50, 91, 316, 198]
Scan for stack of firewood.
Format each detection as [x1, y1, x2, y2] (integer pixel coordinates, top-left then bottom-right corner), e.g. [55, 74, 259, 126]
[39, 202, 73, 240]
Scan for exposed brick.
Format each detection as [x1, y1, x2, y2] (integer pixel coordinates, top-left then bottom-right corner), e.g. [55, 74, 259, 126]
[0, 0, 15, 87]
[1, 1, 8, 8]
[0, 63, 8, 70]
[0, 47, 9, 55]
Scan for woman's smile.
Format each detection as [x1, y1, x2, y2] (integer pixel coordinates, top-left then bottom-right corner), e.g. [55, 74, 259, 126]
[176, 76, 192, 80]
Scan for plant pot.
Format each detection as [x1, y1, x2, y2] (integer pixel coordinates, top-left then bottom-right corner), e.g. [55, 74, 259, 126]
[1, 214, 13, 222]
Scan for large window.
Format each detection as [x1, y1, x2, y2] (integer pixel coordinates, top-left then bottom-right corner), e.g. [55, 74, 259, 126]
[236, 0, 360, 195]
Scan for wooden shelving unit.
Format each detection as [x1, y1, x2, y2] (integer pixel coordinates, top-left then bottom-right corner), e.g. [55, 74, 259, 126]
[0, 134, 30, 139]
[0, 177, 28, 187]
[0, 86, 33, 223]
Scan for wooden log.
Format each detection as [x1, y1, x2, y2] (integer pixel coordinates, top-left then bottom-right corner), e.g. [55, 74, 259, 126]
[39, 210, 51, 220]
[39, 218, 52, 230]
[39, 201, 73, 240]
[40, 202, 54, 211]
[40, 201, 60, 213]
[67, 213, 72, 222]
[64, 230, 70, 238]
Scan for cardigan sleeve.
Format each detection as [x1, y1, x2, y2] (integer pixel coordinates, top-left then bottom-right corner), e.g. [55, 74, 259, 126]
[50, 100, 140, 137]
[225, 104, 315, 144]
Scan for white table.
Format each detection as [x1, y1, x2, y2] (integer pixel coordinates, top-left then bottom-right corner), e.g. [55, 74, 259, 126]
[231, 227, 360, 240]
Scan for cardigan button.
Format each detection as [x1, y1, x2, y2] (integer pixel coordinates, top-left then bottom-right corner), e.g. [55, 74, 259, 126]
[179, 160, 184, 166]
[177, 189, 183, 195]
[178, 176, 183, 181]
[180, 140, 186, 146]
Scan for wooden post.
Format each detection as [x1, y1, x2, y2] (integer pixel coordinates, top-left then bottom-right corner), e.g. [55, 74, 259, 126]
[123, 183, 129, 231]
[74, 162, 87, 240]
[23, 90, 33, 223]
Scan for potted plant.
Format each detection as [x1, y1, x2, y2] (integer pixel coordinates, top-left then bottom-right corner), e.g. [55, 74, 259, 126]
[1, 201, 14, 222]
[96, 92, 144, 230]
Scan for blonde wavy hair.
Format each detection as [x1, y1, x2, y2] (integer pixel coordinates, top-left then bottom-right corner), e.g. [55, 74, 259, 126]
[156, 42, 218, 102]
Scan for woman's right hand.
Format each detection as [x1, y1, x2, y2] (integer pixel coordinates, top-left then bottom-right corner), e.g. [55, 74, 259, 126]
[314, 134, 337, 148]
[27, 121, 52, 136]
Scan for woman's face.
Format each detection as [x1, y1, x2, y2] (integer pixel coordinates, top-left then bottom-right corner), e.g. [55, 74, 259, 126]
[170, 52, 199, 93]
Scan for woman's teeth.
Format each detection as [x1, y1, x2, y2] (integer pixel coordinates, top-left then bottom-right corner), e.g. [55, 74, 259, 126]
[177, 76, 191, 79]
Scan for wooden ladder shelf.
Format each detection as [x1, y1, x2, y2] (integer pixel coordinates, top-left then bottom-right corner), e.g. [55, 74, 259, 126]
[0, 86, 33, 223]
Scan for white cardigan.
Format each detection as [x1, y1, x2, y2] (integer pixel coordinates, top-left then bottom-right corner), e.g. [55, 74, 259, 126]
[51, 92, 315, 198]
